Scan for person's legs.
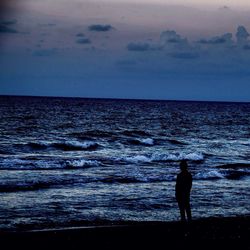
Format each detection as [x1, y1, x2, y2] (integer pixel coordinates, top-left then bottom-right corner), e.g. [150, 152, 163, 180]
[178, 201, 186, 222]
[185, 200, 192, 222]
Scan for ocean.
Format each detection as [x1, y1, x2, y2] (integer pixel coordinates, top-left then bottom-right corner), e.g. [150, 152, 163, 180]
[0, 96, 249, 231]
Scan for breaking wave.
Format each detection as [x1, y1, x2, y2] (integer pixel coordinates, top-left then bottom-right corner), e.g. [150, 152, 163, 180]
[152, 152, 204, 162]
[194, 170, 225, 180]
[27, 140, 99, 151]
[53, 141, 99, 151]
[0, 158, 100, 170]
[65, 159, 100, 168]
[119, 152, 204, 163]
[194, 169, 250, 180]
[127, 138, 154, 146]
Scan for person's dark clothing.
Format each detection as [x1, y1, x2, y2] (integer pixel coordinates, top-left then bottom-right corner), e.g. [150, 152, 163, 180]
[175, 170, 192, 222]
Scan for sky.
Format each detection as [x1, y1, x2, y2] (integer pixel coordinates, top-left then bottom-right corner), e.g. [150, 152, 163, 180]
[0, 0, 250, 101]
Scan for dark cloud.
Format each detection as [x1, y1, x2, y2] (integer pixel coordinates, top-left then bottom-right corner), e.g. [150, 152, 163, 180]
[197, 33, 233, 45]
[127, 42, 161, 52]
[0, 24, 18, 33]
[126, 28, 242, 62]
[127, 42, 151, 51]
[236, 26, 249, 44]
[160, 30, 187, 45]
[197, 26, 249, 48]
[88, 24, 113, 32]
[0, 18, 18, 33]
[0, 19, 17, 25]
[127, 30, 192, 55]
[76, 38, 91, 44]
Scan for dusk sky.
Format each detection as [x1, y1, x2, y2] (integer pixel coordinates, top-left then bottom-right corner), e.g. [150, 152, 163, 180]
[1, 0, 250, 101]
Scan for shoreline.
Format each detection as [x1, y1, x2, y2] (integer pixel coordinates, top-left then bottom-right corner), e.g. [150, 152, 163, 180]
[1, 216, 249, 249]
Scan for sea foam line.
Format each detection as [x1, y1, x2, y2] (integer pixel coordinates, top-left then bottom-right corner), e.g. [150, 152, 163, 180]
[119, 152, 204, 163]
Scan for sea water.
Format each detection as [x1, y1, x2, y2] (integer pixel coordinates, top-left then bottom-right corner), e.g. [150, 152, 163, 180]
[0, 96, 249, 230]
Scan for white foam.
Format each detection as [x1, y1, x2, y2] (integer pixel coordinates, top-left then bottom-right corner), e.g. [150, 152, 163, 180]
[36, 141, 50, 146]
[66, 159, 99, 168]
[1, 158, 61, 170]
[2, 158, 28, 165]
[194, 170, 225, 180]
[120, 152, 204, 164]
[65, 141, 97, 149]
[139, 138, 154, 145]
[152, 152, 204, 162]
[184, 152, 204, 161]
[122, 155, 152, 163]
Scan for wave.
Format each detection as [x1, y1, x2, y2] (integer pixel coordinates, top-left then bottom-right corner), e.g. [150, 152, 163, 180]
[0, 175, 172, 192]
[194, 169, 250, 180]
[121, 130, 151, 137]
[194, 170, 225, 180]
[127, 138, 154, 146]
[0, 158, 36, 170]
[0, 176, 85, 192]
[98, 170, 247, 184]
[0, 177, 74, 192]
[53, 141, 99, 151]
[65, 159, 100, 168]
[152, 152, 204, 162]
[0, 158, 100, 170]
[119, 152, 204, 164]
[27, 140, 99, 151]
[120, 155, 152, 163]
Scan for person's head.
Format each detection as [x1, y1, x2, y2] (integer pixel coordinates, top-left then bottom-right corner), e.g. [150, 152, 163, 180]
[180, 160, 188, 171]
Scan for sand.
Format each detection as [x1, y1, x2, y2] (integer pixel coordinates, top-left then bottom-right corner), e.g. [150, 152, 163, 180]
[0, 216, 249, 250]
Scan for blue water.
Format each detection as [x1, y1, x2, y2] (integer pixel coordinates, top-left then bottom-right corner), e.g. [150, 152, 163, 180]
[0, 96, 249, 230]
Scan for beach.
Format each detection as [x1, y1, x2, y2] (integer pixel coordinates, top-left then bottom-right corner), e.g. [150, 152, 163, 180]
[1, 216, 249, 250]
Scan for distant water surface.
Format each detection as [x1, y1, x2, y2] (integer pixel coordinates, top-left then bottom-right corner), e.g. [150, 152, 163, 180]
[0, 96, 249, 230]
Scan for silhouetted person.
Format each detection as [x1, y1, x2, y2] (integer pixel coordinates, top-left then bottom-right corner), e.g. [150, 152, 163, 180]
[175, 160, 192, 222]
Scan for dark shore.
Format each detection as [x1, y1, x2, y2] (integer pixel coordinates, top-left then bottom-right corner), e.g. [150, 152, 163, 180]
[1, 216, 249, 250]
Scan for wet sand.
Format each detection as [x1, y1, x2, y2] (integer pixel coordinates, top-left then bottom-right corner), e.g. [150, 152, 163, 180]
[1, 216, 249, 250]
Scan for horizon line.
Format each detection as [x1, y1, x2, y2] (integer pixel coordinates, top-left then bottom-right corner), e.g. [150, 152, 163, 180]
[0, 94, 249, 104]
